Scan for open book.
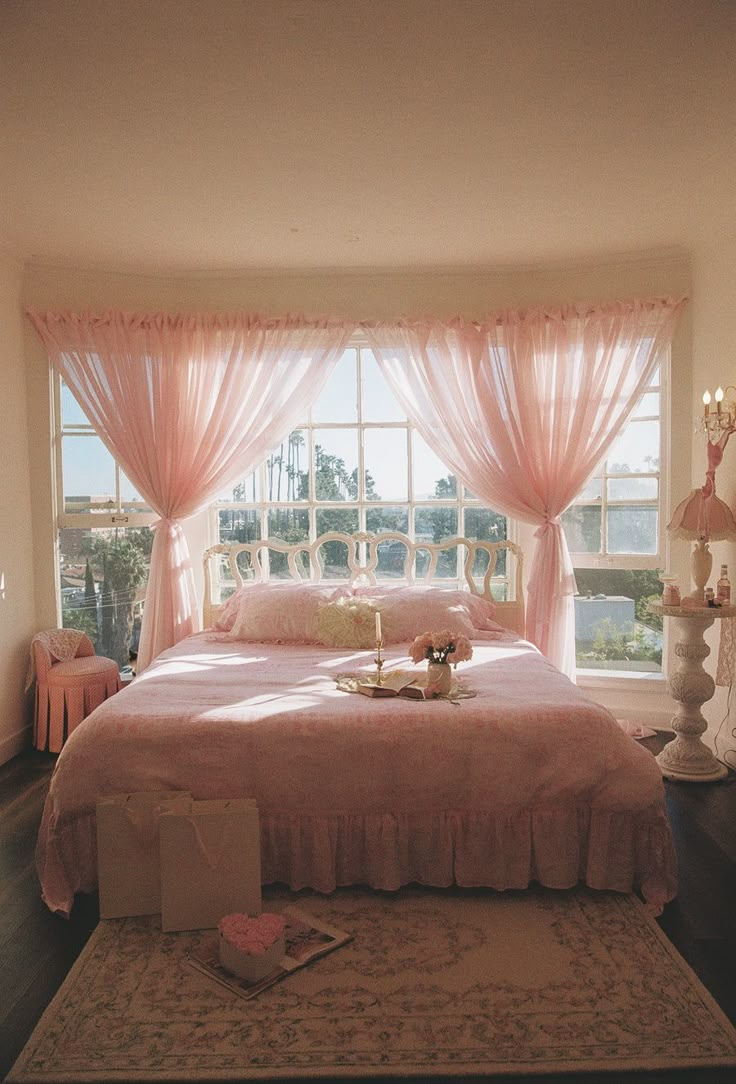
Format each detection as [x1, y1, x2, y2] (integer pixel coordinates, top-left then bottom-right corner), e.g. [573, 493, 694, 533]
[357, 672, 426, 699]
[188, 906, 352, 1001]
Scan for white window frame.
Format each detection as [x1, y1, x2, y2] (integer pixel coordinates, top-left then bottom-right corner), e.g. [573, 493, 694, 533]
[210, 337, 514, 587]
[565, 363, 667, 572]
[54, 374, 156, 531]
[565, 354, 670, 683]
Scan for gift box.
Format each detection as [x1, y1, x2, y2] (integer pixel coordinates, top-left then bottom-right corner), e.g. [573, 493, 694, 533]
[218, 913, 286, 982]
[159, 798, 262, 932]
[96, 790, 192, 919]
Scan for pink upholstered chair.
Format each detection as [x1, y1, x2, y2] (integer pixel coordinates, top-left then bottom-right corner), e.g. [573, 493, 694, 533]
[33, 631, 121, 753]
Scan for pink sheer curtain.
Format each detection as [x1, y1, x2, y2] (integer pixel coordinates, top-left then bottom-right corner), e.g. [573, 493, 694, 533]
[366, 298, 685, 678]
[28, 311, 354, 670]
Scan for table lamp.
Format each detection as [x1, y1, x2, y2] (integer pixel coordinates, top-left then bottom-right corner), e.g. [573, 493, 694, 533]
[668, 428, 736, 599]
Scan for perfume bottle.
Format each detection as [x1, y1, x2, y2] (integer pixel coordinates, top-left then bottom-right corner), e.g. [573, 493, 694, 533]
[716, 564, 731, 605]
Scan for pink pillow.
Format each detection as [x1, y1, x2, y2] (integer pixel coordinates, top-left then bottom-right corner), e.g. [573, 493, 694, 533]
[213, 587, 247, 632]
[228, 582, 351, 643]
[353, 585, 501, 644]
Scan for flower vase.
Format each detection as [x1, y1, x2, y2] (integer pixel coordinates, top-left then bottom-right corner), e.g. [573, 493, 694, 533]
[427, 661, 452, 696]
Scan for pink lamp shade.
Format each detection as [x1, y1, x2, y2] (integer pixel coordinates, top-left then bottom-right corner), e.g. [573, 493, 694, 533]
[667, 430, 736, 542]
[668, 488, 736, 541]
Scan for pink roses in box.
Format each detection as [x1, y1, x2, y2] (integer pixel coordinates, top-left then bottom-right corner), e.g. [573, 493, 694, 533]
[409, 629, 473, 666]
[218, 912, 286, 955]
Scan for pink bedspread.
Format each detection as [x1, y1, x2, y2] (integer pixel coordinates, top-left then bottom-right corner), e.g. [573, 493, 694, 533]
[37, 633, 677, 915]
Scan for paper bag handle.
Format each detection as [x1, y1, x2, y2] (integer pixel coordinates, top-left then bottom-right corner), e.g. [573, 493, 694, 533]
[188, 818, 236, 871]
[124, 804, 164, 848]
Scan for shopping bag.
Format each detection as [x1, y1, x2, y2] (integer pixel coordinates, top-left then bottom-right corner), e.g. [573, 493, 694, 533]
[159, 798, 262, 931]
[96, 790, 192, 918]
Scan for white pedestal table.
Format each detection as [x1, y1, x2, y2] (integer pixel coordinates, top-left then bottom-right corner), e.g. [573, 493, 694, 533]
[649, 601, 734, 782]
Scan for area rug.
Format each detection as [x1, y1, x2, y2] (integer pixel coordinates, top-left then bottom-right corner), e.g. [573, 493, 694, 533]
[7, 885, 736, 1081]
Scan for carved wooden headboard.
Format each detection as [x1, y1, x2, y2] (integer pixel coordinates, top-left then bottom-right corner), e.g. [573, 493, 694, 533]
[202, 530, 525, 637]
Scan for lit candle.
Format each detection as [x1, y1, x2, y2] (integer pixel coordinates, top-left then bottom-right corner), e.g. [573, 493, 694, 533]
[703, 389, 711, 420]
[375, 611, 382, 643]
[716, 386, 724, 414]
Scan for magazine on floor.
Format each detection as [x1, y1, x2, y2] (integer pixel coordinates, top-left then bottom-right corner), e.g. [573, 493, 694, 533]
[188, 906, 352, 1000]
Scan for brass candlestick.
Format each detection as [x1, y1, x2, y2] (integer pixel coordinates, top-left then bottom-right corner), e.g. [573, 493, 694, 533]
[374, 640, 384, 685]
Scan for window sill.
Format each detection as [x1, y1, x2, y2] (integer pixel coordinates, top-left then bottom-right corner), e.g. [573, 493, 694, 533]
[576, 668, 667, 693]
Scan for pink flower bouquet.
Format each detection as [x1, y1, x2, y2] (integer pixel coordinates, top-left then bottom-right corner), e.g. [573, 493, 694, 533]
[409, 629, 473, 666]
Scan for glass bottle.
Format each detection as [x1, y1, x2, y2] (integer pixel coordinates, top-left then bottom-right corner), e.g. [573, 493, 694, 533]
[716, 564, 731, 605]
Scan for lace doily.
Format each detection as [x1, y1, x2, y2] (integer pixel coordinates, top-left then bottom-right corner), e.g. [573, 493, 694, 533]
[25, 628, 86, 690]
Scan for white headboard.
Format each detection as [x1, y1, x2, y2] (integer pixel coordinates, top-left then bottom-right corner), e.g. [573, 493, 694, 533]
[202, 531, 525, 637]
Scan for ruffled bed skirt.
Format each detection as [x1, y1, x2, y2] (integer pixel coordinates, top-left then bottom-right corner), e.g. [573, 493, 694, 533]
[37, 801, 678, 918]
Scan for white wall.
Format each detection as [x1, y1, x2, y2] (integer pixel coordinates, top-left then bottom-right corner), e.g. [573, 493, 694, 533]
[691, 236, 736, 766]
[21, 251, 692, 728]
[0, 256, 36, 763]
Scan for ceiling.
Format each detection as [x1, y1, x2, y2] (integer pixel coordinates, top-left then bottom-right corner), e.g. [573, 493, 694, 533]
[1, 0, 735, 274]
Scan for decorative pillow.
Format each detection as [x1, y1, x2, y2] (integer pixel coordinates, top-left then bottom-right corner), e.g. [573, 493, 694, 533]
[213, 586, 247, 632]
[228, 583, 351, 643]
[315, 597, 379, 649]
[352, 585, 501, 644]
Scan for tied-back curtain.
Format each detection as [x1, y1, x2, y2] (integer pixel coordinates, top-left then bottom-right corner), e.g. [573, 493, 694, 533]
[366, 298, 685, 678]
[28, 310, 354, 670]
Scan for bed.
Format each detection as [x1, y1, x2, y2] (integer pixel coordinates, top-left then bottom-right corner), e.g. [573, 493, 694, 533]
[36, 531, 677, 916]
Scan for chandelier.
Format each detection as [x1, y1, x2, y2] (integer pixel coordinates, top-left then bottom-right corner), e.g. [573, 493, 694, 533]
[699, 386, 736, 435]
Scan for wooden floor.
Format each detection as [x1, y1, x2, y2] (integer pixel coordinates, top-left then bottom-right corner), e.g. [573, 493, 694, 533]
[1, 739, 735, 1084]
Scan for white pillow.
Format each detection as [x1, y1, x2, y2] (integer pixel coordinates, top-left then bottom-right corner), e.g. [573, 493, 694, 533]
[228, 582, 351, 643]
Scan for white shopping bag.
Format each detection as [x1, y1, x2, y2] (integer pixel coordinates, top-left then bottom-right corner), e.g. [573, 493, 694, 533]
[96, 790, 192, 919]
[159, 798, 262, 932]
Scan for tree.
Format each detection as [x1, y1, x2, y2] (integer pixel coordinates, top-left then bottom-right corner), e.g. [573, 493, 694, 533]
[83, 531, 149, 667]
[83, 558, 98, 644]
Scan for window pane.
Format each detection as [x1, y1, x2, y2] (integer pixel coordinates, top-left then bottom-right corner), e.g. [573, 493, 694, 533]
[311, 349, 358, 422]
[61, 381, 90, 426]
[267, 508, 308, 541]
[266, 510, 309, 578]
[62, 435, 117, 513]
[374, 536, 411, 579]
[413, 432, 457, 500]
[120, 470, 152, 513]
[608, 477, 658, 500]
[219, 508, 262, 545]
[632, 392, 659, 419]
[59, 526, 151, 672]
[364, 429, 408, 501]
[415, 506, 458, 578]
[575, 477, 603, 501]
[574, 567, 663, 673]
[464, 506, 507, 544]
[465, 506, 508, 578]
[265, 429, 309, 502]
[315, 512, 359, 577]
[217, 469, 261, 503]
[361, 350, 406, 421]
[314, 430, 359, 500]
[365, 506, 409, 534]
[316, 507, 359, 539]
[607, 506, 658, 554]
[607, 420, 659, 474]
[562, 506, 602, 553]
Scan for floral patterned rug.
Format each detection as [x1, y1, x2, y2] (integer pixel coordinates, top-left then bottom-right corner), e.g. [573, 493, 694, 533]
[8, 885, 736, 1081]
